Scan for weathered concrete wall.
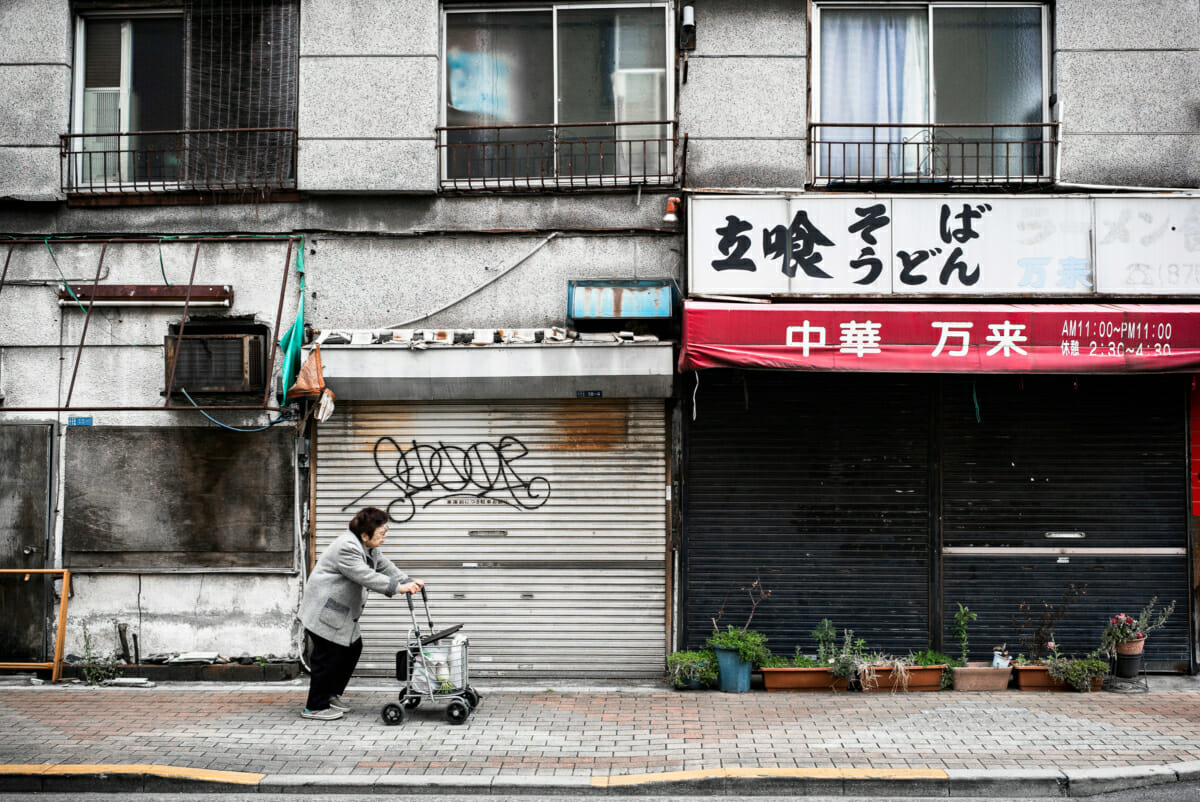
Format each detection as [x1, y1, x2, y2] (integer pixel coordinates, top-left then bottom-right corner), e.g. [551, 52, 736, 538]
[680, 0, 807, 188]
[307, 232, 682, 330]
[1054, 0, 1200, 187]
[64, 574, 302, 660]
[0, 0, 71, 202]
[298, 0, 439, 191]
[0, 239, 300, 414]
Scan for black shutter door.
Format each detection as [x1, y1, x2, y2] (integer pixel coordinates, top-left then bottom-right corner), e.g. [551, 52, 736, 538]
[941, 375, 1190, 670]
[683, 371, 932, 656]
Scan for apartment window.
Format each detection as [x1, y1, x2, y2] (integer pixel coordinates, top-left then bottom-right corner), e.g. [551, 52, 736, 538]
[66, 0, 299, 196]
[812, 3, 1053, 185]
[440, 3, 675, 189]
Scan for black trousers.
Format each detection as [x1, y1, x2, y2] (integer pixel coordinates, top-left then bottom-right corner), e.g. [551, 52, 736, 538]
[305, 629, 363, 711]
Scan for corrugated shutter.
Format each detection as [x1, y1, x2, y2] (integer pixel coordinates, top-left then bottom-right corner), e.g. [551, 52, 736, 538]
[314, 399, 667, 678]
[683, 372, 933, 656]
[940, 375, 1191, 669]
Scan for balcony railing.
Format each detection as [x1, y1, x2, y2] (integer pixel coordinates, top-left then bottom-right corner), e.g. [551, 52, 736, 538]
[810, 122, 1058, 186]
[60, 127, 298, 195]
[437, 120, 677, 190]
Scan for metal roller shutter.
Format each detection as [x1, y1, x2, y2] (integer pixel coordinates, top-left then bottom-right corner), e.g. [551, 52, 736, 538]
[314, 399, 667, 678]
[683, 371, 933, 657]
[940, 375, 1191, 670]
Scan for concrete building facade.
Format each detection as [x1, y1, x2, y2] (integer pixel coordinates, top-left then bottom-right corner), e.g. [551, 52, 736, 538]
[0, 0, 1197, 677]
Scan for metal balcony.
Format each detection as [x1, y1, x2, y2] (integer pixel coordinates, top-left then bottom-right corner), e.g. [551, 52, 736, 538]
[437, 120, 677, 191]
[60, 127, 298, 196]
[810, 122, 1058, 187]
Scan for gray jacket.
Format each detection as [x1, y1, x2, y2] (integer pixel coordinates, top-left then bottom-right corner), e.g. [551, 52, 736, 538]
[299, 531, 411, 646]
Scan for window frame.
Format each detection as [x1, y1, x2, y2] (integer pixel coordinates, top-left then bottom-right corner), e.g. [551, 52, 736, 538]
[70, 9, 186, 187]
[439, 1, 676, 189]
[810, 1, 1053, 184]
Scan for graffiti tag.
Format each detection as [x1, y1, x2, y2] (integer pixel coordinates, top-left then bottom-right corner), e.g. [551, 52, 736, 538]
[343, 436, 551, 523]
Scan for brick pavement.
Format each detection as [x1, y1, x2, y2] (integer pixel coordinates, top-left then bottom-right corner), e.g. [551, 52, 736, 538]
[3, 683, 1200, 781]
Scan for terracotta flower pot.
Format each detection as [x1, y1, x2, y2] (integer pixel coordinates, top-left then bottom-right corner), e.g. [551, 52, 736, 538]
[1013, 665, 1067, 691]
[1115, 638, 1146, 656]
[761, 666, 849, 692]
[951, 662, 1012, 691]
[860, 665, 945, 692]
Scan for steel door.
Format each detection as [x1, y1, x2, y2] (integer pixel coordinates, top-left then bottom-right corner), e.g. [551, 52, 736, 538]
[0, 424, 53, 662]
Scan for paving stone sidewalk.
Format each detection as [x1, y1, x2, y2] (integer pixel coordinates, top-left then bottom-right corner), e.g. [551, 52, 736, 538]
[3, 679, 1200, 795]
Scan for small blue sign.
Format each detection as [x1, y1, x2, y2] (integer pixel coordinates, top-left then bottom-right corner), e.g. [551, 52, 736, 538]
[67, 416, 93, 426]
[576, 390, 603, 399]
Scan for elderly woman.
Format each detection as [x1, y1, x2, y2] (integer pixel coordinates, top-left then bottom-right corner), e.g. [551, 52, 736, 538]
[298, 506, 422, 720]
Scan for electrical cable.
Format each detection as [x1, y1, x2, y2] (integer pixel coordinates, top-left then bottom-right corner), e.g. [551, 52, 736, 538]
[180, 388, 292, 432]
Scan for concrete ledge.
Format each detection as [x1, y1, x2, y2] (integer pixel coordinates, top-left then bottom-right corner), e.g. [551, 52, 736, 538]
[1171, 759, 1200, 781]
[0, 764, 265, 794]
[490, 774, 593, 792]
[946, 768, 1067, 798]
[260, 774, 378, 794]
[2, 763, 1196, 796]
[381, 774, 495, 792]
[1064, 765, 1178, 796]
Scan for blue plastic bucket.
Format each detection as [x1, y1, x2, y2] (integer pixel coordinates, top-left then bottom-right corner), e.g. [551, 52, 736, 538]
[714, 646, 751, 693]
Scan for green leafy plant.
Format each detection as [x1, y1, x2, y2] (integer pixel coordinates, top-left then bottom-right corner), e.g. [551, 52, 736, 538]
[761, 647, 824, 669]
[812, 618, 837, 663]
[909, 648, 958, 667]
[666, 649, 718, 688]
[78, 622, 122, 686]
[829, 630, 869, 680]
[909, 648, 958, 689]
[1046, 650, 1109, 692]
[707, 626, 770, 667]
[1011, 584, 1086, 661]
[706, 576, 772, 666]
[950, 603, 978, 666]
[1100, 598, 1175, 659]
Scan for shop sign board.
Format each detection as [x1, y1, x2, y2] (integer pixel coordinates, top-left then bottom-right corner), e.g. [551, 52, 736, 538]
[689, 195, 1200, 298]
[680, 301, 1200, 373]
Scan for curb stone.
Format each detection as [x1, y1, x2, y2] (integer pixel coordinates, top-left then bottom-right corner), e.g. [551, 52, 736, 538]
[1062, 764, 1178, 797]
[3, 764, 1200, 796]
[944, 769, 1067, 798]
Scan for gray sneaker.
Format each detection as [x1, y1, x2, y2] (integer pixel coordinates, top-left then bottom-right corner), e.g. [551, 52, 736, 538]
[301, 707, 343, 721]
[329, 695, 352, 713]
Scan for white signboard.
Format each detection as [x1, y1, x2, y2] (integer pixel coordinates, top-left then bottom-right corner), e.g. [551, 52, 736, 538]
[1095, 198, 1200, 295]
[689, 195, 1200, 298]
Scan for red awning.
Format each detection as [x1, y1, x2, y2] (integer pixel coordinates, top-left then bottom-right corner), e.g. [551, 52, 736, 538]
[680, 301, 1200, 373]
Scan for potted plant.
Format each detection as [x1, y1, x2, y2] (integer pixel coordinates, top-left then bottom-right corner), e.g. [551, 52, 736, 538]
[1100, 598, 1175, 678]
[708, 626, 768, 692]
[1010, 585, 1084, 691]
[949, 603, 1012, 691]
[666, 649, 717, 690]
[759, 620, 849, 692]
[857, 648, 949, 693]
[1045, 645, 1109, 692]
[705, 577, 771, 693]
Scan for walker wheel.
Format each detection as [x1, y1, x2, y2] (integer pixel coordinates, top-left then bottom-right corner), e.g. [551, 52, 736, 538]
[381, 703, 404, 725]
[402, 696, 421, 710]
[464, 688, 480, 709]
[445, 700, 469, 725]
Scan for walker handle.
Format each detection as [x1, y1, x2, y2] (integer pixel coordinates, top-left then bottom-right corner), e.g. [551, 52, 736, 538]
[420, 586, 435, 631]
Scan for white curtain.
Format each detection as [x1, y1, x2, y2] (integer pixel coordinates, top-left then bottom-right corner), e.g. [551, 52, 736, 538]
[819, 10, 929, 179]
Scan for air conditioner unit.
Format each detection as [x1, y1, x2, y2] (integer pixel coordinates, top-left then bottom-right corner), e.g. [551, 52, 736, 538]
[164, 333, 266, 394]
